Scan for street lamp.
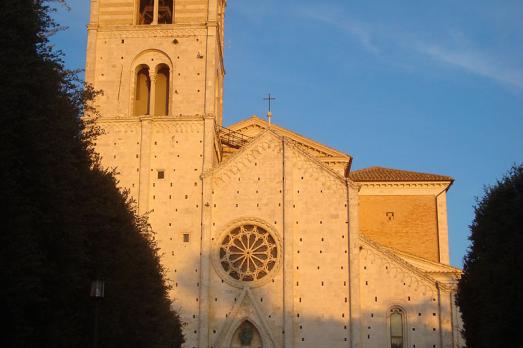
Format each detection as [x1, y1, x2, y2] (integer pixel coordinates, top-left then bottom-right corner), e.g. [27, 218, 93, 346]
[90, 280, 105, 348]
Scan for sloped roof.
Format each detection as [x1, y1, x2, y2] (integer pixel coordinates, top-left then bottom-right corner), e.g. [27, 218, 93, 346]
[384, 245, 462, 275]
[227, 116, 351, 162]
[360, 236, 461, 290]
[350, 166, 453, 182]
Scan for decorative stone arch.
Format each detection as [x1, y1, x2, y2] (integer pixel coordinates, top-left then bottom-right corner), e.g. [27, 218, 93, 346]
[386, 305, 409, 348]
[214, 287, 276, 348]
[212, 217, 283, 288]
[130, 49, 173, 117]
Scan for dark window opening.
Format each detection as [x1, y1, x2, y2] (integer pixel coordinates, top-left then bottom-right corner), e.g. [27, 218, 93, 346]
[155, 64, 170, 115]
[138, 0, 154, 25]
[158, 0, 173, 24]
[134, 65, 150, 116]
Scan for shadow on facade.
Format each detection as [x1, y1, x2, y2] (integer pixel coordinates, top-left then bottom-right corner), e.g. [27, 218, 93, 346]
[165, 251, 464, 348]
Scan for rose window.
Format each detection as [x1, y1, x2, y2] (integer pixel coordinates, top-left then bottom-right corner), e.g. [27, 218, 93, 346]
[219, 224, 278, 282]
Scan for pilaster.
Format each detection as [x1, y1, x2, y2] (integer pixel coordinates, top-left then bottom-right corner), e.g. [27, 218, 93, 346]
[198, 115, 217, 347]
[438, 285, 454, 348]
[348, 181, 362, 348]
[85, 0, 99, 85]
[137, 117, 153, 214]
[204, 25, 217, 116]
[282, 138, 295, 348]
[436, 191, 450, 264]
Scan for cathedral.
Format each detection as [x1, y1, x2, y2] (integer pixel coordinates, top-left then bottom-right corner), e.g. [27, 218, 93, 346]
[85, 1, 464, 347]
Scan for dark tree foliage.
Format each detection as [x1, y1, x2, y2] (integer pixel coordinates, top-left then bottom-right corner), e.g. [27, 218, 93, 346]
[457, 164, 523, 348]
[0, 0, 183, 347]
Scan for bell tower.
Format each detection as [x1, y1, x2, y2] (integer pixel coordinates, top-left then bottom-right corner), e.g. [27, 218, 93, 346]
[86, 0, 225, 124]
[86, 1, 226, 347]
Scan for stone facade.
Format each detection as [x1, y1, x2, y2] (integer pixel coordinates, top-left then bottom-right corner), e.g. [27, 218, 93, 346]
[85, 1, 463, 347]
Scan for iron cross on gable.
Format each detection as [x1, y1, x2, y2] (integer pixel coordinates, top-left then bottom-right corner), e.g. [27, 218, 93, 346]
[263, 93, 276, 112]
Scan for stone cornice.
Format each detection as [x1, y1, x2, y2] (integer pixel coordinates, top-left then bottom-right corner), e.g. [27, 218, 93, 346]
[97, 25, 208, 39]
[358, 181, 452, 188]
[95, 115, 205, 124]
[358, 181, 452, 196]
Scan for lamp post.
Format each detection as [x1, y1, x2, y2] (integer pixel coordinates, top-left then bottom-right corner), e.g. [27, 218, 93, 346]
[90, 280, 105, 348]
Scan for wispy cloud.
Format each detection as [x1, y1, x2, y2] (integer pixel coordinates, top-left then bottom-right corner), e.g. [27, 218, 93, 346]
[415, 43, 523, 88]
[296, 7, 379, 54]
[293, 6, 523, 90]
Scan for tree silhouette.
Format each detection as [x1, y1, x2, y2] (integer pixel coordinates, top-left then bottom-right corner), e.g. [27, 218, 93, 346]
[0, 1, 183, 346]
[457, 164, 523, 347]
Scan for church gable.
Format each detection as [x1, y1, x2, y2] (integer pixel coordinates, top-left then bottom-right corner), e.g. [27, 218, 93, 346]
[227, 116, 352, 176]
[207, 129, 283, 188]
[207, 129, 352, 346]
[207, 131, 285, 340]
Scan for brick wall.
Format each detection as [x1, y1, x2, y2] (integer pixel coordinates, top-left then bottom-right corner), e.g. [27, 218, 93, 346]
[359, 195, 439, 262]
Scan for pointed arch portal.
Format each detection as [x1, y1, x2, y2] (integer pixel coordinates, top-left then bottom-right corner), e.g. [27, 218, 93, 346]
[230, 320, 263, 348]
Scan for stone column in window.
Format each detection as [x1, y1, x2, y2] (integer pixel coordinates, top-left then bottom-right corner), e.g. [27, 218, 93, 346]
[149, 69, 157, 116]
[152, 0, 159, 24]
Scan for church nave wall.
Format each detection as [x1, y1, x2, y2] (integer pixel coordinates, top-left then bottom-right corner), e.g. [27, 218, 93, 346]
[205, 132, 355, 347]
[286, 144, 350, 347]
[208, 132, 285, 347]
[358, 240, 454, 348]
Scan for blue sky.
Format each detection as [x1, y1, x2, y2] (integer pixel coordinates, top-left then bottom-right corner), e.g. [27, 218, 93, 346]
[52, 1, 523, 266]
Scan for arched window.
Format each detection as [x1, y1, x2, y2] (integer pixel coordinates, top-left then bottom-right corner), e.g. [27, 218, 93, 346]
[231, 321, 262, 348]
[158, 0, 173, 24]
[134, 65, 150, 116]
[390, 307, 405, 348]
[137, 0, 154, 25]
[155, 64, 170, 116]
[137, 0, 173, 25]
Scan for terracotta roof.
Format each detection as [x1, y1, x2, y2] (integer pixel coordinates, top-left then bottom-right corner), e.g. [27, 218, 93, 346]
[349, 166, 453, 182]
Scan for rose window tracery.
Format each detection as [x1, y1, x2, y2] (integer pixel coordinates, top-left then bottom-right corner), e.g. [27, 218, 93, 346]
[219, 224, 278, 282]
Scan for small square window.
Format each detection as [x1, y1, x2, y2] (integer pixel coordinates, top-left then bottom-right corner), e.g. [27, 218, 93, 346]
[386, 211, 394, 221]
[183, 233, 190, 243]
[157, 170, 165, 179]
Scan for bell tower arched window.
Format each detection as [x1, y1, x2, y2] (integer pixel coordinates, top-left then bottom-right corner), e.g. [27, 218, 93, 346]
[390, 307, 405, 348]
[155, 64, 170, 116]
[134, 65, 151, 116]
[137, 0, 154, 24]
[158, 0, 173, 24]
[137, 0, 173, 25]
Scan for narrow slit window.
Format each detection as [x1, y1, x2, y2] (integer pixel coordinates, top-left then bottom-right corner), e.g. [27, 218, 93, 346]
[390, 308, 405, 348]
